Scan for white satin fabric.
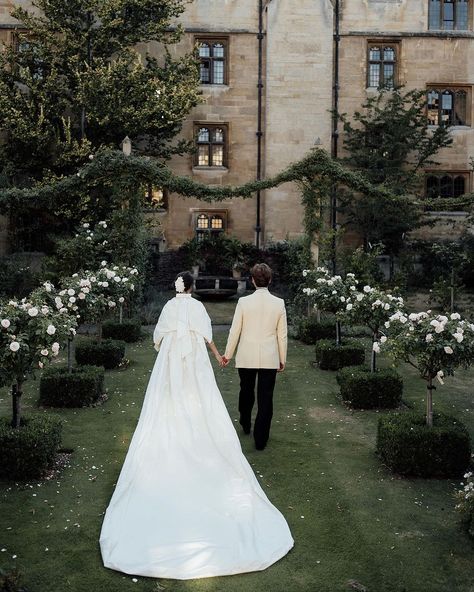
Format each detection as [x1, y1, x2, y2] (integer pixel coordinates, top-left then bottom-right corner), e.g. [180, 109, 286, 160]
[99, 294, 294, 579]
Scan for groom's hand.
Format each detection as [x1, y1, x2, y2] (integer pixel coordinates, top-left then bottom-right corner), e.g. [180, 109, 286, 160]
[277, 362, 285, 373]
[221, 356, 230, 367]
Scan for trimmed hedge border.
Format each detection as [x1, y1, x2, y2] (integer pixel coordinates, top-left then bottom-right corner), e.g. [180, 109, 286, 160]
[102, 319, 142, 343]
[336, 366, 403, 409]
[39, 365, 105, 408]
[75, 338, 126, 369]
[314, 339, 365, 370]
[0, 414, 62, 480]
[377, 411, 471, 478]
[296, 316, 336, 344]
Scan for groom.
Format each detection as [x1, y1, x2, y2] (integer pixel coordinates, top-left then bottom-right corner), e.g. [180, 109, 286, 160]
[222, 263, 287, 450]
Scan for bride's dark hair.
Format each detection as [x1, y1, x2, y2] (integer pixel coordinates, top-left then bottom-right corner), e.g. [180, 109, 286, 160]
[176, 271, 194, 292]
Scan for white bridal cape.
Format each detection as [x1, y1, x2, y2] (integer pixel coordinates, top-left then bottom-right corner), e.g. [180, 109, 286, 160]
[99, 294, 294, 579]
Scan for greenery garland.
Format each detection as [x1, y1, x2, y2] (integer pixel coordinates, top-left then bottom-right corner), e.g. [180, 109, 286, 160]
[0, 147, 471, 237]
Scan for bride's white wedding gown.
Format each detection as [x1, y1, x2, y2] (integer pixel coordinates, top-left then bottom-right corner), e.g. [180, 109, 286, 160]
[99, 294, 294, 579]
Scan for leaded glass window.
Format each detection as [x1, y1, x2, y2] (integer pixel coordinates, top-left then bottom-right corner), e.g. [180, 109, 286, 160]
[367, 44, 397, 88]
[197, 39, 228, 85]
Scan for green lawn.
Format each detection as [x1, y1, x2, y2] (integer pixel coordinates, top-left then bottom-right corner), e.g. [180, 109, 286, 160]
[1, 298, 473, 592]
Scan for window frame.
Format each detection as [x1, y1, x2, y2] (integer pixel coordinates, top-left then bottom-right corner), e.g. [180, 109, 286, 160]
[193, 123, 229, 169]
[428, 0, 471, 31]
[424, 170, 470, 210]
[366, 41, 399, 89]
[426, 85, 472, 126]
[195, 36, 229, 86]
[192, 209, 228, 239]
[144, 184, 168, 212]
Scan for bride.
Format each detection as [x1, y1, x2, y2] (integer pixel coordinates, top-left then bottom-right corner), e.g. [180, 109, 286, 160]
[99, 271, 294, 579]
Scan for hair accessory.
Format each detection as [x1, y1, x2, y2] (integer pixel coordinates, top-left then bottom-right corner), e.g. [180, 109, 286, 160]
[175, 276, 185, 293]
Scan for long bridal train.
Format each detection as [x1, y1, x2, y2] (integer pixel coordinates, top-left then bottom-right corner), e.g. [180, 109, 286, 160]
[99, 294, 294, 579]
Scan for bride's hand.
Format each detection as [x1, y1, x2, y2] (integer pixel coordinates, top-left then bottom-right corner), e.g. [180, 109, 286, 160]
[214, 352, 224, 366]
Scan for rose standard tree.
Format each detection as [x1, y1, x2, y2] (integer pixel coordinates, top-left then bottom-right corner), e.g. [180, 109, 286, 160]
[376, 311, 474, 477]
[0, 298, 77, 427]
[335, 286, 405, 409]
[302, 268, 366, 370]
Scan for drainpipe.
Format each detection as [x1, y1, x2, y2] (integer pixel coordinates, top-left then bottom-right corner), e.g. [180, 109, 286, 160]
[255, 0, 264, 249]
[330, 0, 340, 274]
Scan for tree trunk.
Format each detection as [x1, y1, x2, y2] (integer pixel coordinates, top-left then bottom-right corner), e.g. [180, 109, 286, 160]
[11, 380, 23, 428]
[450, 267, 455, 313]
[335, 320, 341, 346]
[119, 304, 123, 325]
[67, 336, 73, 374]
[426, 377, 434, 427]
[371, 331, 377, 373]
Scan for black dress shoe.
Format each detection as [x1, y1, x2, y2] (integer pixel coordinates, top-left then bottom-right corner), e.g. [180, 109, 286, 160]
[239, 417, 251, 435]
[240, 423, 251, 435]
[255, 443, 266, 451]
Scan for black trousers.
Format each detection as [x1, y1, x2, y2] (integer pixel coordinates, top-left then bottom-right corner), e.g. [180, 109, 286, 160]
[238, 368, 277, 448]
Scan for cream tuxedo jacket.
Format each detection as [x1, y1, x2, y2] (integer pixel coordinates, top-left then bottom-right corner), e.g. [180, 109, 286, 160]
[224, 288, 287, 369]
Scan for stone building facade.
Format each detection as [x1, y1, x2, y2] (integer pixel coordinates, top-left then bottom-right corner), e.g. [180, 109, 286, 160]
[0, 0, 473, 254]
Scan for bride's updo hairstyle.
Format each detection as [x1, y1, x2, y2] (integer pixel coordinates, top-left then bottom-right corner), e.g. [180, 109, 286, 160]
[250, 263, 272, 287]
[175, 271, 194, 293]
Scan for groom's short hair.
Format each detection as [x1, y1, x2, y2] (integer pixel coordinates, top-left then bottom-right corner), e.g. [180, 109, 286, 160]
[251, 263, 272, 287]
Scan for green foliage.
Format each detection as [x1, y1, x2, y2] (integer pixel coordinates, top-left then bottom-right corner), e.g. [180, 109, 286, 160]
[377, 411, 471, 478]
[102, 319, 142, 343]
[314, 339, 365, 370]
[338, 87, 453, 256]
[266, 238, 312, 298]
[0, 414, 62, 480]
[0, 256, 39, 299]
[455, 470, 474, 540]
[295, 316, 335, 344]
[336, 366, 403, 409]
[338, 244, 384, 286]
[39, 365, 105, 407]
[75, 338, 125, 369]
[179, 234, 258, 275]
[0, 0, 200, 184]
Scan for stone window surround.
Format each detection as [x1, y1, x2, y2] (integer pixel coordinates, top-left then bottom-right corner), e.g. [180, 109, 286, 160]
[190, 208, 228, 238]
[426, 83, 472, 127]
[424, 169, 471, 211]
[428, 0, 471, 32]
[193, 122, 229, 169]
[366, 39, 400, 89]
[195, 34, 229, 87]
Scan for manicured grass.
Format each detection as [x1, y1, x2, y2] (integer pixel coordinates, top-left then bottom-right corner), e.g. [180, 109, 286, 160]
[0, 300, 473, 592]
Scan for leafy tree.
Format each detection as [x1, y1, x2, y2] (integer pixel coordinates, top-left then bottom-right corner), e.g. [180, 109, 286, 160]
[0, 0, 200, 185]
[337, 88, 452, 266]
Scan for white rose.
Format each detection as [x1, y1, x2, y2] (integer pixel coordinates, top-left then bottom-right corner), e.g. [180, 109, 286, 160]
[41, 306, 49, 315]
[453, 332, 464, 343]
[435, 324, 445, 334]
[67, 289, 75, 296]
[28, 307, 39, 317]
[38, 361, 44, 369]
[450, 313, 461, 320]
[384, 321, 390, 329]
[101, 260, 107, 267]
[384, 303, 390, 310]
[426, 333, 433, 342]
[1, 319, 11, 329]
[119, 297, 125, 303]
[72, 273, 78, 278]
[350, 285, 356, 291]
[380, 335, 387, 343]
[70, 328, 77, 336]
[399, 316, 407, 324]
[108, 301, 116, 308]
[41, 349, 49, 356]
[47, 324, 56, 335]
[356, 294, 364, 301]
[363, 285, 371, 293]
[78, 293, 86, 300]
[69, 296, 76, 304]
[130, 284, 135, 291]
[83, 223, 90, 228]
[346, 303, 353, 311]
[114, 276, 121, 283]
[82, 287, 90, 294]
[372, 342, 381, 353]
[51, 342, 60, 355]
[302, 270, 308, 277]
[444, 346, 453, 354]
[9, 341, 20, 352]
